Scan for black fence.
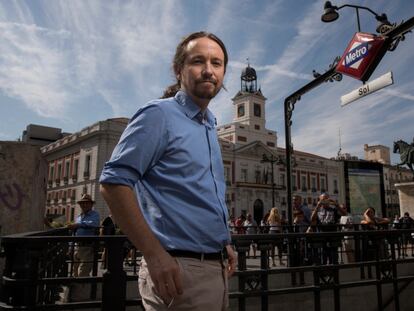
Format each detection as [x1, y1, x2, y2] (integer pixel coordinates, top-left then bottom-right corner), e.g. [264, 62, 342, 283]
[1, 226, 414, 310]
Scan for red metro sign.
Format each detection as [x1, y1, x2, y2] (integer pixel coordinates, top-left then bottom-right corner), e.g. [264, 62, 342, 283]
[336, 32, 388, 82]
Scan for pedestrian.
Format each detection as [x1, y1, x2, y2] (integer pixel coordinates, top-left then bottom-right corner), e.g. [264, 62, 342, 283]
[360, 207, 390, 230]
[392, 214, 401, 229]
[68, 194, 100, 277]
[360, 207, 390, 260]
[100, 31, 236, 311]
[399, 212, 414, 256]
[292, 195, 312, 232]
[243, 213, 258, 258]
[260, 212, 270, 233]
[235, 214, 246, 234]
[66, 194, 100, 301]
[309, 193, 347, 264]
[339, 212, 355, 263]
[228, 215, 237, 234]
[267, 207, 284, 266]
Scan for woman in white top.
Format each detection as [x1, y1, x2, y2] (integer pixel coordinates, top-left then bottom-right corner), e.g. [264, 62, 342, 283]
[267, 207, 284, 266]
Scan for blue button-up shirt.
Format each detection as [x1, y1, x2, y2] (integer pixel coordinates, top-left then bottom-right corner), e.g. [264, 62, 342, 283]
[100, 91, 230, 253]
[75, 210, 100, 236]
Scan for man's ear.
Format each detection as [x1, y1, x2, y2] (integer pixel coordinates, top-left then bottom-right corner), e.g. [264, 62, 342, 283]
[174, 66, 181, 81]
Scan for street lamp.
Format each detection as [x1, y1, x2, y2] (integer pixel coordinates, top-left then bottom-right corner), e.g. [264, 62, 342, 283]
[261, 154, 282, 208]
[321, 1, 392, 33]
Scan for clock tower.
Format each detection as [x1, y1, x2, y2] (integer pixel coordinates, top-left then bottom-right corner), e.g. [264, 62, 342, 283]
[217, 62, 277, 149]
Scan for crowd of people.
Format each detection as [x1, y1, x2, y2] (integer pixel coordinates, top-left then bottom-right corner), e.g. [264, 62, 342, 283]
[229, 194, 414, 266]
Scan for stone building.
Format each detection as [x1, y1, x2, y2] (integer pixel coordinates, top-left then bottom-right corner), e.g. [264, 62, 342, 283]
[383, 165, 412, 217]
[364, 143, 390, 165]
[40, 118, 128, 223]
[364, 143, 412, 217]
[22, 124, 70, 146]
[218, 64, 342, 223]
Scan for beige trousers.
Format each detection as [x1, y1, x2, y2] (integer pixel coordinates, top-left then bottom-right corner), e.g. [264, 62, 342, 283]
[73, 246, 94, 277]
[139, 257, 229, 311]
[70, 246, 94, 302]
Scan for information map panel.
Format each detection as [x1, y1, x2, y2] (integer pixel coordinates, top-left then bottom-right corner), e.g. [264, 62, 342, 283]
[348, 168, 382, 216]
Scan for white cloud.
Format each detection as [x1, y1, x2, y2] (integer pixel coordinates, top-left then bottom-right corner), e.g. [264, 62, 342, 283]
[0, 1, 186, 120]
[97, 88, 126, 117]
[261, 2, 326, 88]
[0, 22, 72, 117]
[381, 89, 414, 101]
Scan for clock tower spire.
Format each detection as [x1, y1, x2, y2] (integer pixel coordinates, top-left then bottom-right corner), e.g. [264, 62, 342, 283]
[217, 60, 277, 148]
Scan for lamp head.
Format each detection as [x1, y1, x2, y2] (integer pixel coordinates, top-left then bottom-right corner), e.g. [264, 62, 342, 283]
[375, 13, 392, 34]
[321, 1, 339, 23]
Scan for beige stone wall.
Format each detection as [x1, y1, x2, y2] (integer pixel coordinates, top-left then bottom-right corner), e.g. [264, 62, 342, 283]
[396, 182, 414, 215]
[0, 142, 47, 236]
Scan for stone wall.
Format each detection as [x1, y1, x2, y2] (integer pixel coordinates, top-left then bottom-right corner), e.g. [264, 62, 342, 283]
[0, 142, 47, 235]
[395, 182, 414, 215]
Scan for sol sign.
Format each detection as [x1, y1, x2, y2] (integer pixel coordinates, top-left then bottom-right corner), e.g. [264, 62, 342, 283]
[336, 32, 388, 82]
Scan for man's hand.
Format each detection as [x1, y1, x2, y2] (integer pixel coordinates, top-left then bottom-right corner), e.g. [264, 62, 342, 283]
[145, 251, 183, 305]
[226, 245, 237, 278]
[67, 223, 78, 230]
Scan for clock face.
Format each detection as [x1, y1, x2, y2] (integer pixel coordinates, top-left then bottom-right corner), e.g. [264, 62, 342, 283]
[254, 104, 261, 117]
[238, 104, 245, 117]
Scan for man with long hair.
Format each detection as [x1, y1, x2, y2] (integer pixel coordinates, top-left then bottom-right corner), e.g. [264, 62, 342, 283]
[100, 31, 236, 310]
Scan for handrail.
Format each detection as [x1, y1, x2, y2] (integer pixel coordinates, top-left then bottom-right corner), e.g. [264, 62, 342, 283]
[2, 229, 414, 310]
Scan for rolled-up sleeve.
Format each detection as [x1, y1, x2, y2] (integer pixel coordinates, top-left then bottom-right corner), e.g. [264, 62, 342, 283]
[100, 104, 168, 188]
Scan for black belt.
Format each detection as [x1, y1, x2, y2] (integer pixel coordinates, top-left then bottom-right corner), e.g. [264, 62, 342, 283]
[167, 249, 227, 261]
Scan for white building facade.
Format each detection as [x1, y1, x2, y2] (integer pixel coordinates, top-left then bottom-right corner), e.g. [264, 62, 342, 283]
[41, 118, 128, 223]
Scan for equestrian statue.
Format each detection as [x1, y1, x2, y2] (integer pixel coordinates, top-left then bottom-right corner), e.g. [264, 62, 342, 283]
[393, 139, 414, 179]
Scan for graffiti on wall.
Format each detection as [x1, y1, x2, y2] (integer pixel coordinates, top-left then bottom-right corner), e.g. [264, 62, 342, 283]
[0, 183, 25, 211]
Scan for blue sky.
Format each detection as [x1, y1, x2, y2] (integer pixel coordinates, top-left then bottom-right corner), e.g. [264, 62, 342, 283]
[0, 0, 413, 164]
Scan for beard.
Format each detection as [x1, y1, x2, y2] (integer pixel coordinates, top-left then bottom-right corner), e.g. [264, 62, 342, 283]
[193, 80, 221, 99]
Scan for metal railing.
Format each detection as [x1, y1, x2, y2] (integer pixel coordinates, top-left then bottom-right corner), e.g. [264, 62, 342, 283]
[1, 226, 414, 310]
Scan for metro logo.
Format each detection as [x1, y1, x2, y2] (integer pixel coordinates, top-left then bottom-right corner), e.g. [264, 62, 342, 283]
[344, 42, 368, 67]
[336, 32, 387, 82]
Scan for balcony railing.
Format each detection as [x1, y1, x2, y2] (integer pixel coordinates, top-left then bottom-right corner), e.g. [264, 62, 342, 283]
[1, 226, 414, 310]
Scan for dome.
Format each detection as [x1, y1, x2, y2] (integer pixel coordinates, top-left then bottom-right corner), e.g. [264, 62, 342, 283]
[241, 64, 257, 82]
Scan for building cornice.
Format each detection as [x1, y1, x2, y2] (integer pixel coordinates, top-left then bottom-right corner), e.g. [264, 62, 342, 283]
[41, 118, 128, 155]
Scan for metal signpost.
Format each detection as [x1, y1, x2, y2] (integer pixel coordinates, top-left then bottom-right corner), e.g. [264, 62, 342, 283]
[283, 2, 414, 227]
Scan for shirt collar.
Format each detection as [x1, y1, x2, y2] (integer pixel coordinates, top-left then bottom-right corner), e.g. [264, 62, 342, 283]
[174, 90, 216, 127]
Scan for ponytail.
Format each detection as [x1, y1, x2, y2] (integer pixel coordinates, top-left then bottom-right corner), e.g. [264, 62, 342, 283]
[160, 83, 180, 99]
